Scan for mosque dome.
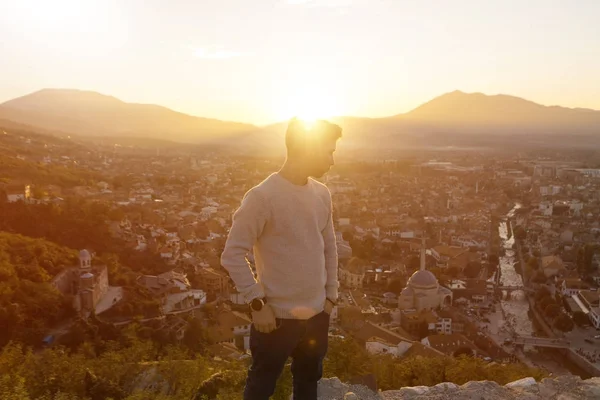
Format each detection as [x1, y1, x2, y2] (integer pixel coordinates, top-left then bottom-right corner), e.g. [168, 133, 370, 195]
[408, 270, 438, 289]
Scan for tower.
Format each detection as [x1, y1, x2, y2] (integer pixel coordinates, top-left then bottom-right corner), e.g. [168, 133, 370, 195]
[420, 236, 427, 272]
[79, 249, 92, 273]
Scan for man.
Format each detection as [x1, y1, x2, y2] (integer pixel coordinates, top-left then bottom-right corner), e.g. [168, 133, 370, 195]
[221, 118, 342, 400]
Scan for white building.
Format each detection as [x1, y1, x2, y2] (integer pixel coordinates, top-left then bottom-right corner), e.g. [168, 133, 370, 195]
[365, 337, 413, 358]
[4, 184, 31, 203]
[163, 289, 207, 314]
[338, 217, 351, 226]
[570, 201, 584, 215]
[560, 279, 588, 297]
[538, 202, 553, 216]
[435, 318, 452, 335]
[574, 290, 600, 329]
[339, 257, 367, 289]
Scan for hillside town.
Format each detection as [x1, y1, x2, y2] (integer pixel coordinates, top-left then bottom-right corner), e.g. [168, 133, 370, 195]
[2, 129, 600, 384]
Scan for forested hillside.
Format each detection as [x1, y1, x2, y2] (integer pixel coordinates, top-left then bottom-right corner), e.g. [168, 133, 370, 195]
[0, 232, 78, 346]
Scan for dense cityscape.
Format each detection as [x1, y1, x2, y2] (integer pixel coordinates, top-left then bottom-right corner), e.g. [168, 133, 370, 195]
[1, 123, 600, 398]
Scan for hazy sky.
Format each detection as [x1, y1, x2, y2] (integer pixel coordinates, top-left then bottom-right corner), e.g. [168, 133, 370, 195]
[1, 0, 599, 124]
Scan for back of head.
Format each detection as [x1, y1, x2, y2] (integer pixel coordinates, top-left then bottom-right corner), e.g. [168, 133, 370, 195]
[285, 118, 342, 156]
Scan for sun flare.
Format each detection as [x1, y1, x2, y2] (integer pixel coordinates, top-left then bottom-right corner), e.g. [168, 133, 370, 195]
[273, 84, 341, 123]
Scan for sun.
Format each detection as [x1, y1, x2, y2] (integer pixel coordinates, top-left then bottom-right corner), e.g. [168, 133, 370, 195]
[273, 84, 341, 123]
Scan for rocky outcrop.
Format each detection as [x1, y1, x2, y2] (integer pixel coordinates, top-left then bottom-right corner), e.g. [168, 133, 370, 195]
[316, 377, 381, 400]
[316, 375, 600, 400]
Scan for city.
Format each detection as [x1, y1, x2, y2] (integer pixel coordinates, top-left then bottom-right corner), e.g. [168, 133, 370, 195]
[1, 123, 600, 397]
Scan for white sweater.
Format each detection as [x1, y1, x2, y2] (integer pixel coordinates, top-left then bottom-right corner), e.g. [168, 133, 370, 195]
[221, 173, 339, 320]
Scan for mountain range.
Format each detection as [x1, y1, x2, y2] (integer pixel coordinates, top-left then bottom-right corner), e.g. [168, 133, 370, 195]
[1, 88, 599, 152]
[0, 89, 254, 144]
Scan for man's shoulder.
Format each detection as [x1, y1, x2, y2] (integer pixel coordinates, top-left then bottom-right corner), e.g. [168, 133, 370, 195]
[310, 178, 331, 195]
[244, 174, 278, 198]
[310, 178, 332, 202]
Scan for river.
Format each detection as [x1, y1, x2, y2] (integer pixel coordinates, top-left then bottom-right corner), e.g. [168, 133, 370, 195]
[497, 204, 535, 336]
[490, 205, 588, 376]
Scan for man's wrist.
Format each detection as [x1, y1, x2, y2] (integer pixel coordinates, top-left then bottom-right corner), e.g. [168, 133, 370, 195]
[249, 297, 266, 312]
[326, 298, 337, 306]
[325, 283, 339, 303]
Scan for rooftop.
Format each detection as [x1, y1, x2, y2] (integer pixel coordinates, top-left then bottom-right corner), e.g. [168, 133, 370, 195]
[408, 270, 438, 289]
[355, 321, 413, 345]
[344, 257, 369, 274]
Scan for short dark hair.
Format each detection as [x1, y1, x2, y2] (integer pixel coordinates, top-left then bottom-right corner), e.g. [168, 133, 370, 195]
[285, 118, 342, 153]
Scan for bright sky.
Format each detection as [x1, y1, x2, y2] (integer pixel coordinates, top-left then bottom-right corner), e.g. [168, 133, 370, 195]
[1, 0, 599, 125]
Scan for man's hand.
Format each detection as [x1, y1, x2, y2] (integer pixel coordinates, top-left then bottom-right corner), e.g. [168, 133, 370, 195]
[324, 298, 335, 315]
[251, 304, 277, 333]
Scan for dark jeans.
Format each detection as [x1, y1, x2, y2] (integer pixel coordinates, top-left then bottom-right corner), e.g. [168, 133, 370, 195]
[244, 311, 330, 400]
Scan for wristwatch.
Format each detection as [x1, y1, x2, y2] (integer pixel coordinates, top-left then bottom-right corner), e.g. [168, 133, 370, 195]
[249, 297, 266, 312]
[326, 298, 337, 307]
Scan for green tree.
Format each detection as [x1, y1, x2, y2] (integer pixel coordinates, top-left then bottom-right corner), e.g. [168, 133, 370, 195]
[534, 286, 551, 302]
[407, 255, 420, 271]
[386, 278, 406, 294]
[572, 311, 590, 326]
[453, 347, 474, 357]
[538, 297, 556, 313]
[0, 232, 78, 346]
[527, 257, 538, 270]
[577, 244, 598, 274]
[323, 337, 370, 381]
[554, 314, 574, 332]
[183, 318, 210, 353]
[544, 304, 561, 319]
[446, 266, 460, 279]
[464, 262, 482, 279]
[531, 271, 547, 284]
[107, 207, 125, 222]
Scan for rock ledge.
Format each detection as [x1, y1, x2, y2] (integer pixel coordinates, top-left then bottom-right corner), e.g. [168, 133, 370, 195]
[315, 375, 600, 400]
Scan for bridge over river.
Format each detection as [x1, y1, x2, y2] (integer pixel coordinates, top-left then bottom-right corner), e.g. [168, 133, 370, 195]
[497, 285, 535, 293]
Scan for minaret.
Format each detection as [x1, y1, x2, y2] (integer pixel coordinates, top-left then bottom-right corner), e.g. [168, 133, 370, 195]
[420, 237, 426, 272]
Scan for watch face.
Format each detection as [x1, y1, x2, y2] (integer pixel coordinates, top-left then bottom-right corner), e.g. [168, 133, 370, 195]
[251, 298, 263, 311]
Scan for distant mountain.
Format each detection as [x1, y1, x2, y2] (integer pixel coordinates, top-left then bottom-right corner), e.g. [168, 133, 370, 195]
[0, 89, 256, 143]
[1, 89, 599, 151]
[398, 90, 600, 134]
[240, 91, 600, 153]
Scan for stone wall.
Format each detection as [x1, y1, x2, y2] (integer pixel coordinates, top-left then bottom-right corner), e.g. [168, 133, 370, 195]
[563, 349, 600, 378]
[315, 375, 600, 400]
